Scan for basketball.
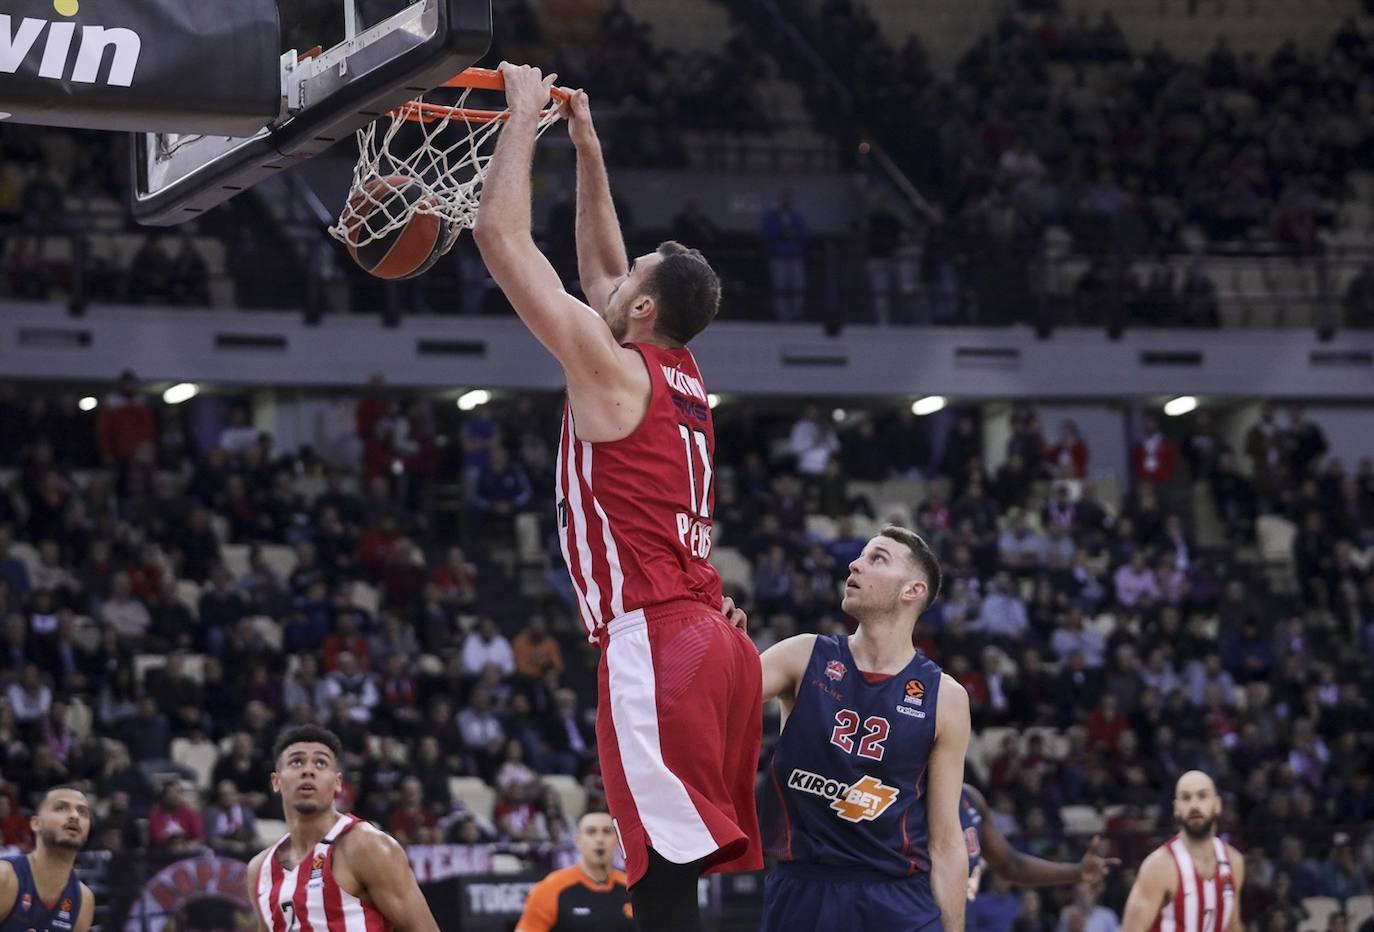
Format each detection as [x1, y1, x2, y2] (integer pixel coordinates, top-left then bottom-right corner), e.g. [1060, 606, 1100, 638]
[343, 174, 452, 280]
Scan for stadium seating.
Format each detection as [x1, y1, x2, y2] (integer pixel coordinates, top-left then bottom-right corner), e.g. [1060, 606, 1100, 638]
[1299, 897, 1342, 932]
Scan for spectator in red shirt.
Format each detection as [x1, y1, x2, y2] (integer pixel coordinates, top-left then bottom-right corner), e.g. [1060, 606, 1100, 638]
[359, 515, 402, 578]
[1131, 414, 1178, 484]
[322, 611, 371, 673]
[381, 539, 427, 610]
[0, 795, 33, 849]
[1043, 419, 1089, 479]
[124, 543, 168, 601]
[947, 654, 989, 714]
[148, 781, 205, 853]
[494, 780, 545, 843]
[377, 653, 420, 732]
[433, 546, 478, 609]
[355, 375, 391, 447]
[97, 371, 156, 465]
[1085, 695, 1129, 749]
[386, 776, 437, 845]
[987, 735, 1023, 790]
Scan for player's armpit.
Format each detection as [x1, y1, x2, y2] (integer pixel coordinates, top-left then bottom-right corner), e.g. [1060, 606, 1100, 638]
[929, 676, 971, 932]
[759, 634, 817, 703]
[348, 828, 440, 932]
[1120, 849, 1176, 932]
[73, 883, 96, 932]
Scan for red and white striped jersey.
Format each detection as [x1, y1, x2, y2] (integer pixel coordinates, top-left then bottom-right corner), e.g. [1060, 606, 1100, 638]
[556, 342, 723, 641]
[256, 814, 391, 932]
[1151, 836, 1238, 932]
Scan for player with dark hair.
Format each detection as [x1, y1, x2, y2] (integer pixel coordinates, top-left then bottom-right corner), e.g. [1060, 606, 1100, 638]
[0, 786, 94, 932]
[474, 65, 761, 932]
[1120, 771, 1245, 932]
[517, 811, 634, 932]
[247, 725, 439, 932]
[744, 526, 971, 932]
[958, 783, 1119, 899]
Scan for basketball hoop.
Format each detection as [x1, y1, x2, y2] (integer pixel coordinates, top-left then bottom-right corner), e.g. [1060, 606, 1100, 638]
[328, 67, 569, 259]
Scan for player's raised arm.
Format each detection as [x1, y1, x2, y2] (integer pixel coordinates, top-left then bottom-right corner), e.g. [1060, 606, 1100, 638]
[929, 674, 971, 932]
[343, 827, 440, 932]
[561, 90, 629, 313]
[472, 64, 631, 392]
[1120, 848, 1176, 932]
[966, 785, 1120, 887]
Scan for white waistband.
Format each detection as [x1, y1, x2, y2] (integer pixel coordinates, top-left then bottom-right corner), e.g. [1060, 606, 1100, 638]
[605, 608, 648, 639]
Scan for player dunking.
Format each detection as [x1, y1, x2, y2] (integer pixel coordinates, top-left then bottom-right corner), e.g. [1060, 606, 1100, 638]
[0, 787, 95, 932]
[247, 726, 440, 932]
[1120, 771, 1245, 932]
[474, 65, 762, 931]
[743, 527, 971, 932]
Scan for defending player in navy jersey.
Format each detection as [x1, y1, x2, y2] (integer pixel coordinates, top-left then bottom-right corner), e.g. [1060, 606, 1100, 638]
[0, 787, 95, 932]
[958, 784, 1119, 901]
[748, 526, 971, 932]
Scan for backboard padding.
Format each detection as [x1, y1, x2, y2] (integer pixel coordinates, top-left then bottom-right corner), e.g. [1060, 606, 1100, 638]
[130, 0, 491, 226]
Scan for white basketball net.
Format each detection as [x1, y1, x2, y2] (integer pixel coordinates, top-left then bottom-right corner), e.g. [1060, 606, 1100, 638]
[328, 86, 564, 256]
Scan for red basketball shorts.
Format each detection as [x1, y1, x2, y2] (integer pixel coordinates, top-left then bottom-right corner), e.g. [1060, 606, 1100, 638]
[595, 599, 764, 887]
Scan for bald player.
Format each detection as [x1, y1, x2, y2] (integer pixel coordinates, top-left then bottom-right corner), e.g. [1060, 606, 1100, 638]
[1120, 771, 1245, 932]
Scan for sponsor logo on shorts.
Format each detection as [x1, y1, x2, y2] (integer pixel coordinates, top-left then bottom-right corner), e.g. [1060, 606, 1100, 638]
[787, 769, 900, 823]
[896, 704, 926, 719]
[825, 660, 847, 682]
[904, 679, 925, 705]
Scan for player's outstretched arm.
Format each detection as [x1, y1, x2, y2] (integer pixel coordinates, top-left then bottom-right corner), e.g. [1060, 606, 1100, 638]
[345, 827, 440, 932]
[1120, 848, 1175, 932]
[472, 65, 630, 394]
[929, 675, 971, 932]
[561, 90, 629, 314]
[73, 883, 96, 932]
[968, 785, 1120, 887]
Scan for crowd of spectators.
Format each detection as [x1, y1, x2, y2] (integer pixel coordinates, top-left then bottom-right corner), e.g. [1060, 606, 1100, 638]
[1, 374, 1372, 928]
[727, 0, 1374, 326]
[7, 0, 1374, 329]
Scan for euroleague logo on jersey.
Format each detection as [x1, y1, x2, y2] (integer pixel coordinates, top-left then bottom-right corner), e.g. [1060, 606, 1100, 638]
[787, 768, 900, 823]
[904, 679, 925, 705]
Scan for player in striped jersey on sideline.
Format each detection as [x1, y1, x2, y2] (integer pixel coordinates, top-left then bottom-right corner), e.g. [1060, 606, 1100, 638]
[247, 726, 440, 932]
[1120, 771, 1245, 932]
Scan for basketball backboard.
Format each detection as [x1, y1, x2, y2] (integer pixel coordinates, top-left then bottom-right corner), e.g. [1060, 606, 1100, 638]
[129, 0, 491, 226]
